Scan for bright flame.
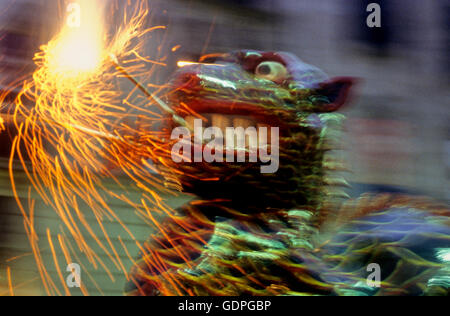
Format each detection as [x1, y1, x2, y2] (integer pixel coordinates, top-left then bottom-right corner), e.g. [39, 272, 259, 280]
[50, 30, 103, 73]
[48, 0, 105, 77]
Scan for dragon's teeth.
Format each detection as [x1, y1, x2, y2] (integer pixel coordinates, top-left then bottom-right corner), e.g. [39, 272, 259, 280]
[182, 114, 273, 149]
[233, 118, 253, 129]
[185, 116, 196, 129]
[257, 124, 272, 146]
[232, 118, 252, 148]
[211, 114, 231, 131]
[248, 133, 258, 149]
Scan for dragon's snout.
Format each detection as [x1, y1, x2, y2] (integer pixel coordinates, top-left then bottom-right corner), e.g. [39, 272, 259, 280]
[169, 50, 355, 124]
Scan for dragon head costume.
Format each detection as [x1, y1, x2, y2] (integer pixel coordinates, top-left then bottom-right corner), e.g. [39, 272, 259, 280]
[161, 50, 353, 213]
[127, 50, 449, 296]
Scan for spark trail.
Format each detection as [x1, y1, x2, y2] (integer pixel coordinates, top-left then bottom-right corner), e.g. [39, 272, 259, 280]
[2, 0, 181, 295]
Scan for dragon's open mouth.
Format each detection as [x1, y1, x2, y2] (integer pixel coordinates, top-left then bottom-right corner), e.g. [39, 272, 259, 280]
[162, 50, 355, 184]
[184, 113, 274, 149]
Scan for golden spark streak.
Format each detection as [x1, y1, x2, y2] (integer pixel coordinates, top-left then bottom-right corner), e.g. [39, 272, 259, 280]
[110, 54, 188, 128]
[177, 61, 225, 68]
[3, 0, 189, 295]
[6, 267, 14, 296]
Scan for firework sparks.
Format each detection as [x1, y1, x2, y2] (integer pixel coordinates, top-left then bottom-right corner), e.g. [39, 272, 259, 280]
[49, 0, 104, 77]
[3, 0, 183, 295]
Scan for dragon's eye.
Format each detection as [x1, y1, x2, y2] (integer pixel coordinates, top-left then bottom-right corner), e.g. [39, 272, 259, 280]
[255, 61, 288, 82]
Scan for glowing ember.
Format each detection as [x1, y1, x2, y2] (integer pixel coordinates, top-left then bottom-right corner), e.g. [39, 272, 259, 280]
[49, 0, 104, 76]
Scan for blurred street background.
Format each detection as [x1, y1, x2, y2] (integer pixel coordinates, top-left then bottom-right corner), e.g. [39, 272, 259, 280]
[0, 0, 448, 295]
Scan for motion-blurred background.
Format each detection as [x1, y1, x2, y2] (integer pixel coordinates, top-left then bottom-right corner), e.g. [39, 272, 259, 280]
[0, 0, 448, 295]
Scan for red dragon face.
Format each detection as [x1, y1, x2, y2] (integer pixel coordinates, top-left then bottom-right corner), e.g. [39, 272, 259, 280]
[160, 50, 355, 212]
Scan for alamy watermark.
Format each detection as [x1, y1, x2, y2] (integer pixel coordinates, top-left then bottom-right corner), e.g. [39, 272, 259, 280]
[367, 3, 381, 28]
[171, 119, 280, 174]
[66, 263, 81, 288]
[366, 263, 381, 288]
[67, 3, 81, 28]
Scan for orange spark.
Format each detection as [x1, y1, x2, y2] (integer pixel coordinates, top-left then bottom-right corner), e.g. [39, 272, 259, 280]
[3, 0, 187, 295]
[6, 267, 14, 296]
[177, 61, 225, 68]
